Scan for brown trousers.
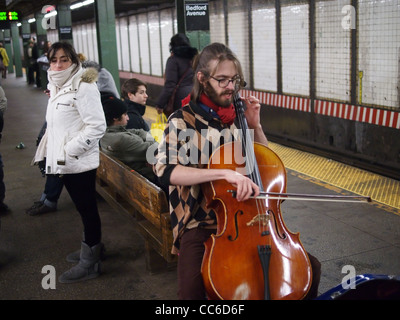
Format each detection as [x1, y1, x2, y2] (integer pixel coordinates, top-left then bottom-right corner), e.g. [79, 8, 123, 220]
[177, 228, 321, 300]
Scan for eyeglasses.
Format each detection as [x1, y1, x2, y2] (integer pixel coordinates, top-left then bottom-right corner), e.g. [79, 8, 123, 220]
[210, 76, 241, 88]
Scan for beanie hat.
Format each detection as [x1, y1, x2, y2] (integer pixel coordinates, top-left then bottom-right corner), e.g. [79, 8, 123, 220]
[102, 95, 127, 125]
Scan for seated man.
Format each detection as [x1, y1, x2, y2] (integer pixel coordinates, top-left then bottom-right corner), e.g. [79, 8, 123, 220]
[121, 78, 149, 131]
[101, 95, 160, 187]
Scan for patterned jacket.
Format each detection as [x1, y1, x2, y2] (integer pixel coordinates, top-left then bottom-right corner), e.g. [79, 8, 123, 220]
[154, 101, 239, 254]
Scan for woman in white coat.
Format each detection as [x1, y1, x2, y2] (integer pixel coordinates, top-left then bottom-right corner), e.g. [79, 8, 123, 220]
[45, 42, 106, 283]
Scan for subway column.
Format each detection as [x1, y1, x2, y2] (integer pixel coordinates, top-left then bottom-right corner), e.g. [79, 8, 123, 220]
[94, 0, 120, 94]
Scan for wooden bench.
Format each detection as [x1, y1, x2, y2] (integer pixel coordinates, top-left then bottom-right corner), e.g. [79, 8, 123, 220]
[95, 150, 176, 272]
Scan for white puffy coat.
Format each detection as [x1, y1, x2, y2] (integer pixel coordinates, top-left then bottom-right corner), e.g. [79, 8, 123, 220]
[45, 66, 106, 174]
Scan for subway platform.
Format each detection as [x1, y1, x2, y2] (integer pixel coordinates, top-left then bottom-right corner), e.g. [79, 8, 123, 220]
[0, 73, 399, 301]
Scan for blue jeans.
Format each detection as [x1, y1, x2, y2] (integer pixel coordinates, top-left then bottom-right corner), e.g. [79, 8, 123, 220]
[43, 174, 64, 204]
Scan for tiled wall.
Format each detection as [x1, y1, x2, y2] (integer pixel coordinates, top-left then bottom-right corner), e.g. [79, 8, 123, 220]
[128, 15, 141, 73]
[160, 9, 175, 73]
[117, 17, 130, 72]
[358, 0, 400, 108]
[252, 0, 277, 92]
[46, 29, 59, 49]
[67, 0, 399, 111]
[315, 0, 351, 102]
[281, 2, 310, 96]
[138, 13, 150, 75]
[227, 0, 250, 84]
[209, 0, 225, 44]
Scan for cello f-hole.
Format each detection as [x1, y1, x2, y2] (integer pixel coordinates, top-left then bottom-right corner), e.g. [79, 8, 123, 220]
[227, 210, 244, 241]
[267, 209, 287, 240]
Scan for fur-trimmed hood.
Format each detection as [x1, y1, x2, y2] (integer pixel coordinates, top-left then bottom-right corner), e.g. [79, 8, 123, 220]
[67, 66, 98, 94]
[82, 61, 120, 98]
[81, 67, 99, 84]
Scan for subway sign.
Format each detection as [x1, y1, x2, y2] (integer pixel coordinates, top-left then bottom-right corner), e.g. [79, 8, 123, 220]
[0, 11, 20, 21]
[185, 1, 209, 31]
[0, 11, 20, 29]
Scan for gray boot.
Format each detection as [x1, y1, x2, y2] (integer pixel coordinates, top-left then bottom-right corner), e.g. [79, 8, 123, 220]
[66, 242, 105, 263]
[59, 242, 102, 283]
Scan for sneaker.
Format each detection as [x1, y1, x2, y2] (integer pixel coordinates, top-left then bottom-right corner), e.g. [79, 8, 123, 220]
[25, 201, 44, 214]
[26, 203, 57, 216]
[0, 202, 9, 213]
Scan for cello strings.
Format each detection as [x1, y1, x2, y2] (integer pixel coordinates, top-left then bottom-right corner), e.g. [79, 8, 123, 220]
[234, 93, 268, 238]
[244, 131, 266, 235]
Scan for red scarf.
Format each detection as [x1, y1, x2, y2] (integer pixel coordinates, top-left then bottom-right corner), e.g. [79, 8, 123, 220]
[199, 93, 236, 125]
[181, 94, 191, 107]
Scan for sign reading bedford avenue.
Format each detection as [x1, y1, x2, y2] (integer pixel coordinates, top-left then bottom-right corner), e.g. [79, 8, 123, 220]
[185, 1, 210, 31]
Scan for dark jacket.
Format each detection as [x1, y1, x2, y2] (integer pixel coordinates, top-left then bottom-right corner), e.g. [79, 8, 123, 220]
[156, 46, 198, 112]
[100, 126, 157, 183]
[124, 100, 149, 131]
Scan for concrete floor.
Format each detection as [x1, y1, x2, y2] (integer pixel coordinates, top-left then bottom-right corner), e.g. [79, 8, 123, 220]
[0, 73, 399, 302]
[0, 74, 177, 300]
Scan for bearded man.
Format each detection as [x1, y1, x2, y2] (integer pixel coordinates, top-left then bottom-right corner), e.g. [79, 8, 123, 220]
[154, 43, 320, 300]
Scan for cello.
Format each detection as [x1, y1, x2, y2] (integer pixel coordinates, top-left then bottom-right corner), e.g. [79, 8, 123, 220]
[200, 92, 370, 300]
[201, 92, 312, 300]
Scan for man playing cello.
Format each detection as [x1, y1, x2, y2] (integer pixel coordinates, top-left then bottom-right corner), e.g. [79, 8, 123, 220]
[154, 42, 321, 300]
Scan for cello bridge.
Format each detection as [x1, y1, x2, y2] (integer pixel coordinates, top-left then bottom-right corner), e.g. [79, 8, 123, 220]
[246, 214, 270, 227]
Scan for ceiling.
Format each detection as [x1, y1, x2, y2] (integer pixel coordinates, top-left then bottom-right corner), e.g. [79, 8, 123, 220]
[4, 0, 175, 23]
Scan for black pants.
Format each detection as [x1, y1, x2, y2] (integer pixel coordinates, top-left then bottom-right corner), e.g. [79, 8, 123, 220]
[27, 65, 36, 84]
[62, 169, 101, 247]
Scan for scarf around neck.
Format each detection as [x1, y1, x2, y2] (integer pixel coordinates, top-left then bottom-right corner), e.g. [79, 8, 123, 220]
[127, 99, 146, 116]
[199, 93, 236, 125]
[48, 63, 80, 89]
